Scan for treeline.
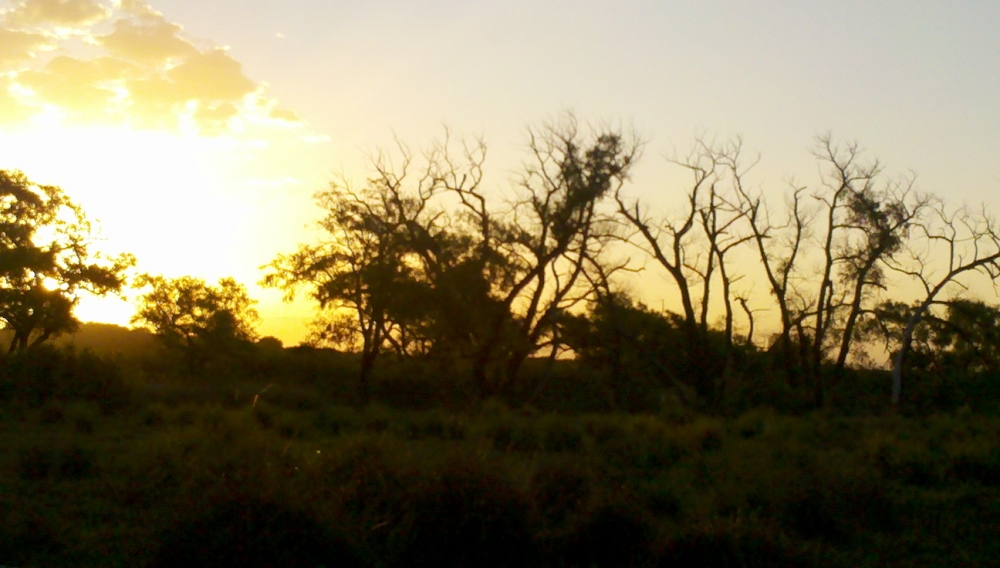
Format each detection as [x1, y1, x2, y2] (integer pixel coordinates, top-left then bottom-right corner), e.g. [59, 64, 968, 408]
[2, 115, 999, 413]
[260, 116, 1000, 411]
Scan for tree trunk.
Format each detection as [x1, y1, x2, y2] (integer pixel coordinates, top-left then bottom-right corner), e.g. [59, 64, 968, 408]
[893, 303, 930, 405]
[358, 348, 375, 407]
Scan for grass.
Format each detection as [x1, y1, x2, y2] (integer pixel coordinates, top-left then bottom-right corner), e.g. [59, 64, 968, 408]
[2, 379, 1000, 567]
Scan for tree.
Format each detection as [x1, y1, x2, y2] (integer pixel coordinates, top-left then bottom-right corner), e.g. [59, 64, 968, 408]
[560, 291, 698, 409]
[614, 138, 749, 406]
[438, 117, 640, 396]
[261, 146, 441, 403]
[131, 274, 259, 373]
[729, 136, 928, 406]
[263, 116, 640, 401]
[874, 203, 1000, 403]
[0, 170, 134, 352]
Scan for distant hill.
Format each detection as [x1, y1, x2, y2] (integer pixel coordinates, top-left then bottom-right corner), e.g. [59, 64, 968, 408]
[0, 323, 157, 358]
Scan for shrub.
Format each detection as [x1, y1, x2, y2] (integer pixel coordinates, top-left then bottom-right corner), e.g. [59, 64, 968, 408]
[0, 346, 129, 411]
[559, 499, 659, 568]
[663, 519, 817, 568]
[18, 444, 93, 481]
[531, 462, 592, 529]
[0, 511, 64, 565]
[150, 497, 360, 568]
[387, 464, 537, 568]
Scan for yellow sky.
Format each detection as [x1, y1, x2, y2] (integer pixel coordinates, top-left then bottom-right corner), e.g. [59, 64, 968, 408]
[0, 0, 332, 343]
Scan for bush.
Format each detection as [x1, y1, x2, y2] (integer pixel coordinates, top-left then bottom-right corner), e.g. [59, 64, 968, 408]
[663, 519, 818, 568]
[387, 464, 537, 568]
[531, 462, 592, 529]
[151, 497, 360, 568]
[0, 345, 129, 411]
[558, 499, 659, 568]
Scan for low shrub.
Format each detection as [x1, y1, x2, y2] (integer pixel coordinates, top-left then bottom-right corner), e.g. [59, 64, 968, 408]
[557, 499, 659, 568]
[663, 519, 819, 568]
[0, 346, 129, 412]
[150, 497, 360, 568]
[387, 464, 537, 568]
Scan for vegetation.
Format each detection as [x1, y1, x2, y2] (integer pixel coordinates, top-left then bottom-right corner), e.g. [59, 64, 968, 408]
[131, 274, 260, 374]
[3, 117, 1000, 566]
[1, 340, 999, 566]
[0, 170, 133, 353]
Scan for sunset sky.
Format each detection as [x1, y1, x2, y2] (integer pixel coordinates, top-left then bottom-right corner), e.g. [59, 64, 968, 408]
[1, 0, 998, 344]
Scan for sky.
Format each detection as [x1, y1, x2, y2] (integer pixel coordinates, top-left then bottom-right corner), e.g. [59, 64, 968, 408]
[1, 0, 998, 344]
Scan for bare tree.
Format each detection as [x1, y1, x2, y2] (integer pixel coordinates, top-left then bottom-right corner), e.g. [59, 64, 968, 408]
[730, 169, 811, 379]
[883, 203, 1000, 404]
[615, 138, 748, 405]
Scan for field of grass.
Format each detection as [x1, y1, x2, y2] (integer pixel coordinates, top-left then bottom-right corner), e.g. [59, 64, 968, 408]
[3, 368, 1000, 567]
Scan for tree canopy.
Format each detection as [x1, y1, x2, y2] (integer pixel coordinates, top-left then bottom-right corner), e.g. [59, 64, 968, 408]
[0, 170, 133, 353]
[131, 274, 259, 372]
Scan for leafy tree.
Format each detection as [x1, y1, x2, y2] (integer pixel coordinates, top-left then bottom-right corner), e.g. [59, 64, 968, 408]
[131, 274, 259, 373]
[264, 116, 639, 401]
[0, 170, 134, 352]
[261, 159, 438, 403]
[880, 203, 1000, 403]
[870, 299, 1000, 379]
[560, 292, 700, 408]
[729, 136, 929, 406]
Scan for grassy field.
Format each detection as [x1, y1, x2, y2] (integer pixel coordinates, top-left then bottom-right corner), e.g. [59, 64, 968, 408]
[2, 371, 1000, 567]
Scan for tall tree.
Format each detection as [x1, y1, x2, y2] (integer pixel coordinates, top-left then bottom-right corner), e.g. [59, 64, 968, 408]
[614, 138, 747, 406]
[264, 117, 639, 401]
[0, 170, 133, 352]
[438, 117, 640, 396]
[261, 144, 441, 403]
[804, 136, 928, 404]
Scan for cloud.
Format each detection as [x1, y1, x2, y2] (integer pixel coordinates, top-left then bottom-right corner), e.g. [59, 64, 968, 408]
[98, 15, 197, 63]
[269, 108, 300, 122]
[0, 28, 51, 67]
[16, 55, 135, 120]
[6, 0, 110, 28]
[0, 0, 308, 136]
[117, 0, 156, 17]
[0, 77, 34, 122]
[167, 50, 255, 102]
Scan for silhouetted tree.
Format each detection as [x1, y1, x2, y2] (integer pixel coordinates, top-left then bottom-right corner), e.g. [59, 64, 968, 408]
[869, 298, 1000, 390]
[862, 203, 1000, 403]
[438, 117, 640, 397]
[615, 138, 749, 406]
[560, 292, 697, 408]
[0, 170, 134, 352]
[131, 274, 259, 373]
[265, 116, 639, 401]
[261, 144, 441, 403]
[730, 158, 810, 381]
[796, 136, 930, 404]
[727, 136, 929, 406]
